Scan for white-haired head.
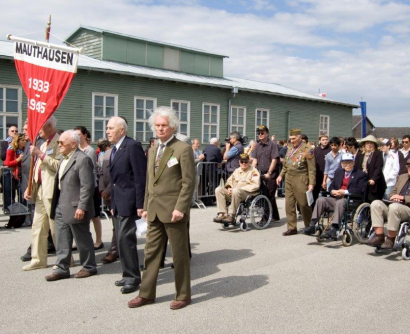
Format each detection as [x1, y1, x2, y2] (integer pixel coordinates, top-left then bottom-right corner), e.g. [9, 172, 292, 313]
[61, 130, 80, 146]
[210, 137, 219, 145]
[148, 106, 180, 133]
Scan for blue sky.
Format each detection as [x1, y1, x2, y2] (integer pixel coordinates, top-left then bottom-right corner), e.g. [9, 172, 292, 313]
[1, 0, 409, 127]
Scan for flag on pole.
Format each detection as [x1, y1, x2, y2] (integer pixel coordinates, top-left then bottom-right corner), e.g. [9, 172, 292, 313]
[317, 93, 326, 98]
[10, 36, 80, 142]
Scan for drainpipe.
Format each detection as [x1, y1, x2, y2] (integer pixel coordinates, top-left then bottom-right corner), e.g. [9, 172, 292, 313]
[228, 87, 239, 135]
[287, 110, 291, 137]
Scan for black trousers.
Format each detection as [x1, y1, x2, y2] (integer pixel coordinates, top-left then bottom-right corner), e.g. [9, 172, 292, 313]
[114, 214, 141, 285]
[262, 171, 280, 221]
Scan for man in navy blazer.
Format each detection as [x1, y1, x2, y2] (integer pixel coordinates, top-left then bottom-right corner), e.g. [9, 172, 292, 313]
[304, 153, 368, 237]
[107, 116, 147, 294]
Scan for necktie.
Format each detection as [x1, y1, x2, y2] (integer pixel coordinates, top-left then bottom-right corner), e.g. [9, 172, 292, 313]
[154, 144, 165, 175]
[111, 146, 117, 163]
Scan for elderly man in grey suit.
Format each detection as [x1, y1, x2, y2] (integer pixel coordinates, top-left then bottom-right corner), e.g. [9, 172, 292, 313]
[45, 130, 97, 281]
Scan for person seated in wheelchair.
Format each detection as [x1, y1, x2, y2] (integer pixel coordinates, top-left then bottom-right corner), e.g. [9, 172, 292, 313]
[304, 153, 368, 238]
[213, 153, 260, 224]
[367, 158, 410, 249]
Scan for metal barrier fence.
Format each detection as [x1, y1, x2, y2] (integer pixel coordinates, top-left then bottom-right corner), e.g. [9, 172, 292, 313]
[1, 166, 30, 216]
[192, 162, 229, 209]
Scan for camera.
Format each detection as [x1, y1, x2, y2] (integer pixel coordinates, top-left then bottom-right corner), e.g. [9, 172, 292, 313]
[220, 134, 248, 147]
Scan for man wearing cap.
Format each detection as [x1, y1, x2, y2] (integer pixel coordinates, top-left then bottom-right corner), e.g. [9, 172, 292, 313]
[380, 139, 400, 199]
[304, 153, 368, 237]
[214, 153, 260, 224]
[276, 129, 316, 235]
[367, 158, 410, 249]
[252, 125, 280, 221]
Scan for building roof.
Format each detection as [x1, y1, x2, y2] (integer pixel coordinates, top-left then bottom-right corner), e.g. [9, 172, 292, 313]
[370, 127, 410, 139]
[352, 115, 375, 130]
[0, 39, 359, 108]
[65, 25, 229, 59]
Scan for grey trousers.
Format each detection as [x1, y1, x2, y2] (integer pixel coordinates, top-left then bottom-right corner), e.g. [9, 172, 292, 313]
[54, 205, 97, 276]
[114, 214, 141, 285]
[312, 197, 346, 226]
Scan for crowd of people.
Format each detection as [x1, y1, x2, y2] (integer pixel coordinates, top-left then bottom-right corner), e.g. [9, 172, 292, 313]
[1, 110, 409, 310]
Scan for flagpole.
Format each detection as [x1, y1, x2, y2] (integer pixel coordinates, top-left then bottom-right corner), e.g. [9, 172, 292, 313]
[26, 16, 52, 198]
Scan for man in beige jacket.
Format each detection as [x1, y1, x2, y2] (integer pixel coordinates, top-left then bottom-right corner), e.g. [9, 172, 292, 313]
[23, 116, 61, 271]
[214, 153, 261, 224]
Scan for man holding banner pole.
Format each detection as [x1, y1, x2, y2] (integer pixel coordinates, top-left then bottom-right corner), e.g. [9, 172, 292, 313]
[6, 34, 81, 269]
[23, 116, 61, 271]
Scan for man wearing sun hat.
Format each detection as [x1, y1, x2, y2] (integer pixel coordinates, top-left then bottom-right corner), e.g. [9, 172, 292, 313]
[305, 152, 368, 238]
[214, 153, 261, 224]
[276, 129, 316, 235]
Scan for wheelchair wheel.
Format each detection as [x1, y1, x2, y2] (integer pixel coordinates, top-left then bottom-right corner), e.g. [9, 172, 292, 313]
[402, 246, 410, 260]
[342, 230, 353, 247]
[250, 195, 272, 230]
[240, 222, 248, 232]
[353, 203, 372, 244]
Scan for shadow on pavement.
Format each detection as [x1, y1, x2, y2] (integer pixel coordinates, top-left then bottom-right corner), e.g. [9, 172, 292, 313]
[156, 248, 255, 286]
[155, 274, 269, 304]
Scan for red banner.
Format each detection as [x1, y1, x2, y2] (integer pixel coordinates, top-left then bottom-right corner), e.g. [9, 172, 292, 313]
[13, 41, 79, 142]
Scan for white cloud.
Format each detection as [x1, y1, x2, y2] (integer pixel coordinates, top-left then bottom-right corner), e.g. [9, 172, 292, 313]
[248, 0, 276, 11]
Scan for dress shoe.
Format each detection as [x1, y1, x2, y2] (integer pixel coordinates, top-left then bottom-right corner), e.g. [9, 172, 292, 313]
[121, 284, 139, 294]
[101, 253, 118, 264]
[128, 296, 155, 308]
[74, 268, 97, 278]
[282, 229, 297, 236]
[380, 236, 395, 249]
[115, 279, 126, 286]
[170, 299, 191, 310]
[367, 234, 385, 247]
[222, 215, 235, 224]
[303, 221, 316, 235]
[321, 226, 337, 239]
[23, 263, 47, 271]
[20, 252, 32, 262]
[213, 214, 228, 223]
[94, 242, 105, 250]
[45, 272, 69, 281]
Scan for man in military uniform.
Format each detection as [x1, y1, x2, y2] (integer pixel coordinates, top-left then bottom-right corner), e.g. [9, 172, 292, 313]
[276, 129, 316, 235]
[214, 153, 260, 224]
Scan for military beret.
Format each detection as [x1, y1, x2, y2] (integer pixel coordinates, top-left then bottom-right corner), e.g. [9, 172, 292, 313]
[290, 128, 302, 136]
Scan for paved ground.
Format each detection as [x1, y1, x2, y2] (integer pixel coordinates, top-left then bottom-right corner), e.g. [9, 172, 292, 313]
[0, 198, 409, 334]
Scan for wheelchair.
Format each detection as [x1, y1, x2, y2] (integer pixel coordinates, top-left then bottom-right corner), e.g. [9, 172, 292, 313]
[217, 177, 272, 232]
[315, 192, 365, 247]
[372, 221, 410, 259]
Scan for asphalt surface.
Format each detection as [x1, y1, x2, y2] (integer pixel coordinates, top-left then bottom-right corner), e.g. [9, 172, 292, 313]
[0, 198, 409, 334]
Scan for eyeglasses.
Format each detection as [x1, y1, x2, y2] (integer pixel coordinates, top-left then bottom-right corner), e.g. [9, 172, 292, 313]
[239, 160, 249, 164]
[257, 132, 266, 136]
[10, 130, 18, 132]
[57, 141, 66, 145]
[403, 141, 409, 144]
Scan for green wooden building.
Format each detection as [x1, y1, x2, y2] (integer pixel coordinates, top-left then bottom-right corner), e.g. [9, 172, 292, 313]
[0, 26, 358, 145]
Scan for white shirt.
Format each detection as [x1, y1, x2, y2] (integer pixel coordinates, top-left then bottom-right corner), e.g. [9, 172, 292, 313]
[156, 135, 174, 159]
[115, 135, 126, 151]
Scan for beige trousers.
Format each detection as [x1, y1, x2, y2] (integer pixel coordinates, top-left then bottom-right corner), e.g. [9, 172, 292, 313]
[215, 186, 250, 216]
[370, 200, 410, 232]
[29, 185, 56, 267]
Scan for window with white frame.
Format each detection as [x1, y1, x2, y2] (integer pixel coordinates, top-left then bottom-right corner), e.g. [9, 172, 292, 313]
[135, 97, 156, 143]
[255, 108, 269, 138]
[230, 106, 246, 135]
[319, 115, 330, 136]
[0, 85, 21, 140]
[202, 103, 219, 143]
[92, 93, 118, 141]
[171, 100, 190, 136]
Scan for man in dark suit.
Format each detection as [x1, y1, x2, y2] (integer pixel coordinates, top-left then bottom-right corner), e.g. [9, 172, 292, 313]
[98, 146, 118, 264]
[128, 106, 195, 310]
[304, 153, 368, 237]
[202, 137, 223, 198]
[45, 130, 97, 281]
[107, 116, 147, 294]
